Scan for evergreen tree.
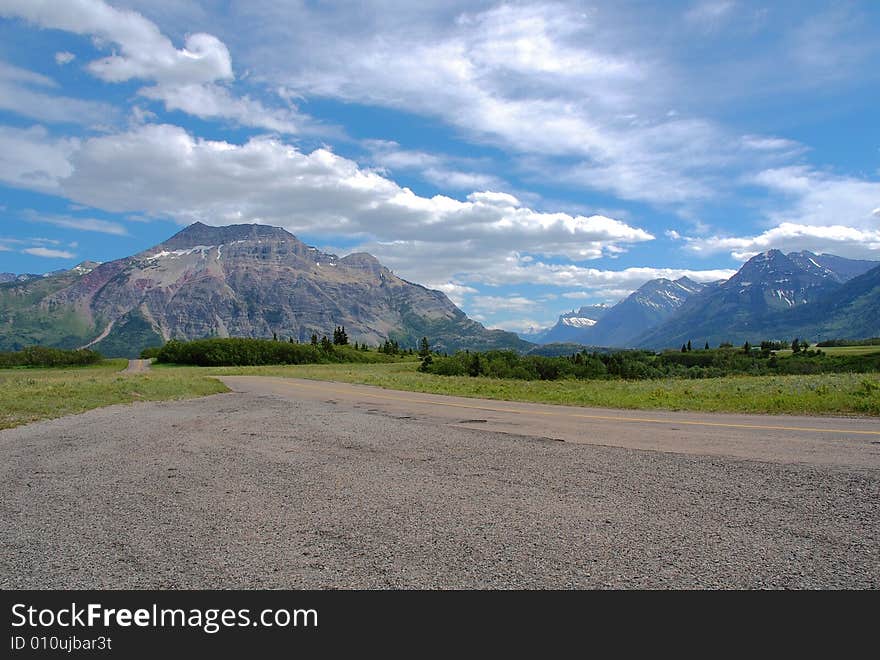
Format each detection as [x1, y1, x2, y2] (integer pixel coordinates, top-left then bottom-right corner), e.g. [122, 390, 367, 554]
[687, 340, 692, 352]
[704, 341, 710, 350]
[468, 353, 482, 377]
[791, 338, 800, 353]
[320, 336, 333, 352]
[681, 344, 687, 353]
[419, 336, 430, 358]
[743, 341, 751, 354]
[310, 333, 318, 346]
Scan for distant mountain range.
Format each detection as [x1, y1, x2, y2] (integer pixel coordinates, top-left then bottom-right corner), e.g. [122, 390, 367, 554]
[0, 222, 528, 357]
[4, 226, 879, 357]
[637, 250, 880, 348]
[523, 250, 880, 349]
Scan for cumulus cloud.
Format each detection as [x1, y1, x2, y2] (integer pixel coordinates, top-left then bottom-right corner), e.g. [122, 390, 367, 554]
[679, 166, 880, 260]
[0, 122, 654, 283]
[0, 0, 307, 133]
[683, 223, 880, 261]
[424, 281, 478, 307]
[0, 125, 78, 192]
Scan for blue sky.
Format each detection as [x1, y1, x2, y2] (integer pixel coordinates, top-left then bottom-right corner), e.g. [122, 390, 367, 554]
[0, 0, 878, 333]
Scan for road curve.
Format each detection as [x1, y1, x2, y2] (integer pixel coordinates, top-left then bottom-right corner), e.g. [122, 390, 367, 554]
[220, 377, 880, 469]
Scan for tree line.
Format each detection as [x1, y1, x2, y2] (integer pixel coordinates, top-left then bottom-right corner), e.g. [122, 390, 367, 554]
[418, 346, 880, 381]
[0, 346, 103, 368]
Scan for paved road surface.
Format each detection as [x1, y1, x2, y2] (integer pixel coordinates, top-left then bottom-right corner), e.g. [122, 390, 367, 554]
[1, 377, 877, 589]
[222, 377, 880, 470]
[123, 359, 152, 374]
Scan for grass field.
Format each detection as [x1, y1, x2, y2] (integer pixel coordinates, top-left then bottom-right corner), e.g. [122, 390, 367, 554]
[3, 358, 879, 431]
[0, 360, 228, 430]
[203, 361, 880, 417]
[811, 345, 880, 356]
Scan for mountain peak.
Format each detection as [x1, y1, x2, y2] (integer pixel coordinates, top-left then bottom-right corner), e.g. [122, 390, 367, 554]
[160, 222, 298, 250]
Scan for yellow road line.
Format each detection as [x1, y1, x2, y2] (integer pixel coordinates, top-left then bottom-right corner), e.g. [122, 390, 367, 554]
[271, 378, 880, 438]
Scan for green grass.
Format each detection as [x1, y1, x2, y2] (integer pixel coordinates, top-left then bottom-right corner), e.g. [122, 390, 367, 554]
[810, 345, 880, 356]
[0, 360, 228, 430]
[205, 361, 880, 417]
[4, 358, 879, 432]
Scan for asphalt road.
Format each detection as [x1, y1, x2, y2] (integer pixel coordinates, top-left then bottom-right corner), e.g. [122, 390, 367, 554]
[1, 377, 878, 589]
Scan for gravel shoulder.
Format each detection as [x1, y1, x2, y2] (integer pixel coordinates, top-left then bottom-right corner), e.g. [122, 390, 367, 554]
[1, 389, 877, 589]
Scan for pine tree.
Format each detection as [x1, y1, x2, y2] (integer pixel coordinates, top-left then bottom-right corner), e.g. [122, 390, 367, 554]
[419, 336, 430, 358]
[681, 344, 687, 353]
[704, 341, 710, 350]
[687, 340, 692, 352]
[310, 333, 318, 346]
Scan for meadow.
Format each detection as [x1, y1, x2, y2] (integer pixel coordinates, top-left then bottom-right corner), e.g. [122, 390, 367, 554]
[2, 356, 879, 431]
[203, 360, 880, 416]
[0, 359, 227, 430]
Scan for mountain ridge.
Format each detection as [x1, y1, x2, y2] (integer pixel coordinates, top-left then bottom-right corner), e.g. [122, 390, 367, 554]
[0, 222, 530, 357]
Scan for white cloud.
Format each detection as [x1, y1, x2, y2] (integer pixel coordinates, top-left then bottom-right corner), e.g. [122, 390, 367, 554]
[470, 295, 538, 315]
[233, 1, 799, 206]
[684, 1, 737, 29]
[0, 122, 654, 285]
[0, 60, 118, 125]
[366, 141, 507, 191]
[22, 246, 76, 258]
[0, 125, 78, 193]
[54, 51, 75, 65]
[0, 0, 308, 133]
[424, 281, 478, 307]
[683, 223, 880, 261]
[487, 318, 555, 334]
[25, 211, 128, 235]
[749, 167, 880, 228]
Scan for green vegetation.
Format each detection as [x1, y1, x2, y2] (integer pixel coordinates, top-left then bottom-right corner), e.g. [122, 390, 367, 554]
[155, 337, 406, 366]
[202, 361, 880, 416]
[0, 360, 228, 430]
[419, 347, 880, 381]
[0, 346, 103, 368]
[0, 275, 96, 351]
[92, 309, 165, 358]
[817, 338, 880, 347]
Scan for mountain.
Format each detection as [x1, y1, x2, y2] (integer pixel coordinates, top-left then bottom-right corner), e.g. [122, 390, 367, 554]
[719, 262, 880, 343]
[583, 276, 715, 348]
[636, 250, 880, 348]
[787, 251, 878, 284]
[534, 304, 610, 344]
[0, 222, 530, 357]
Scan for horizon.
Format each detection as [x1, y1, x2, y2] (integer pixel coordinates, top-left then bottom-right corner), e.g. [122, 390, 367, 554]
[1, 1, 878, 333]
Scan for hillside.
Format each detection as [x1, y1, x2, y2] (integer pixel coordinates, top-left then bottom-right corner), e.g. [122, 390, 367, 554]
[0, 222, 530, 357]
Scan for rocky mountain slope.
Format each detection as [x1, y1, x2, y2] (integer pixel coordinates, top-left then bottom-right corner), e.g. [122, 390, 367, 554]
[535, 304, 609, 344]
[636, 250, 879, 348]
[0, 222, 529, 357]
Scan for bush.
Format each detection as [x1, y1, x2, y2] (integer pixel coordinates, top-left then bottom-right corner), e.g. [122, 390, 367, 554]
[153, 337, 396, 367]
[0, 346, 103, 368]
[419, 345, 880, 383]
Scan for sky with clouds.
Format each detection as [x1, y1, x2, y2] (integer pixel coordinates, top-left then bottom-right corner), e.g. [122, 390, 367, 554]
[0, 0, 878, 334]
